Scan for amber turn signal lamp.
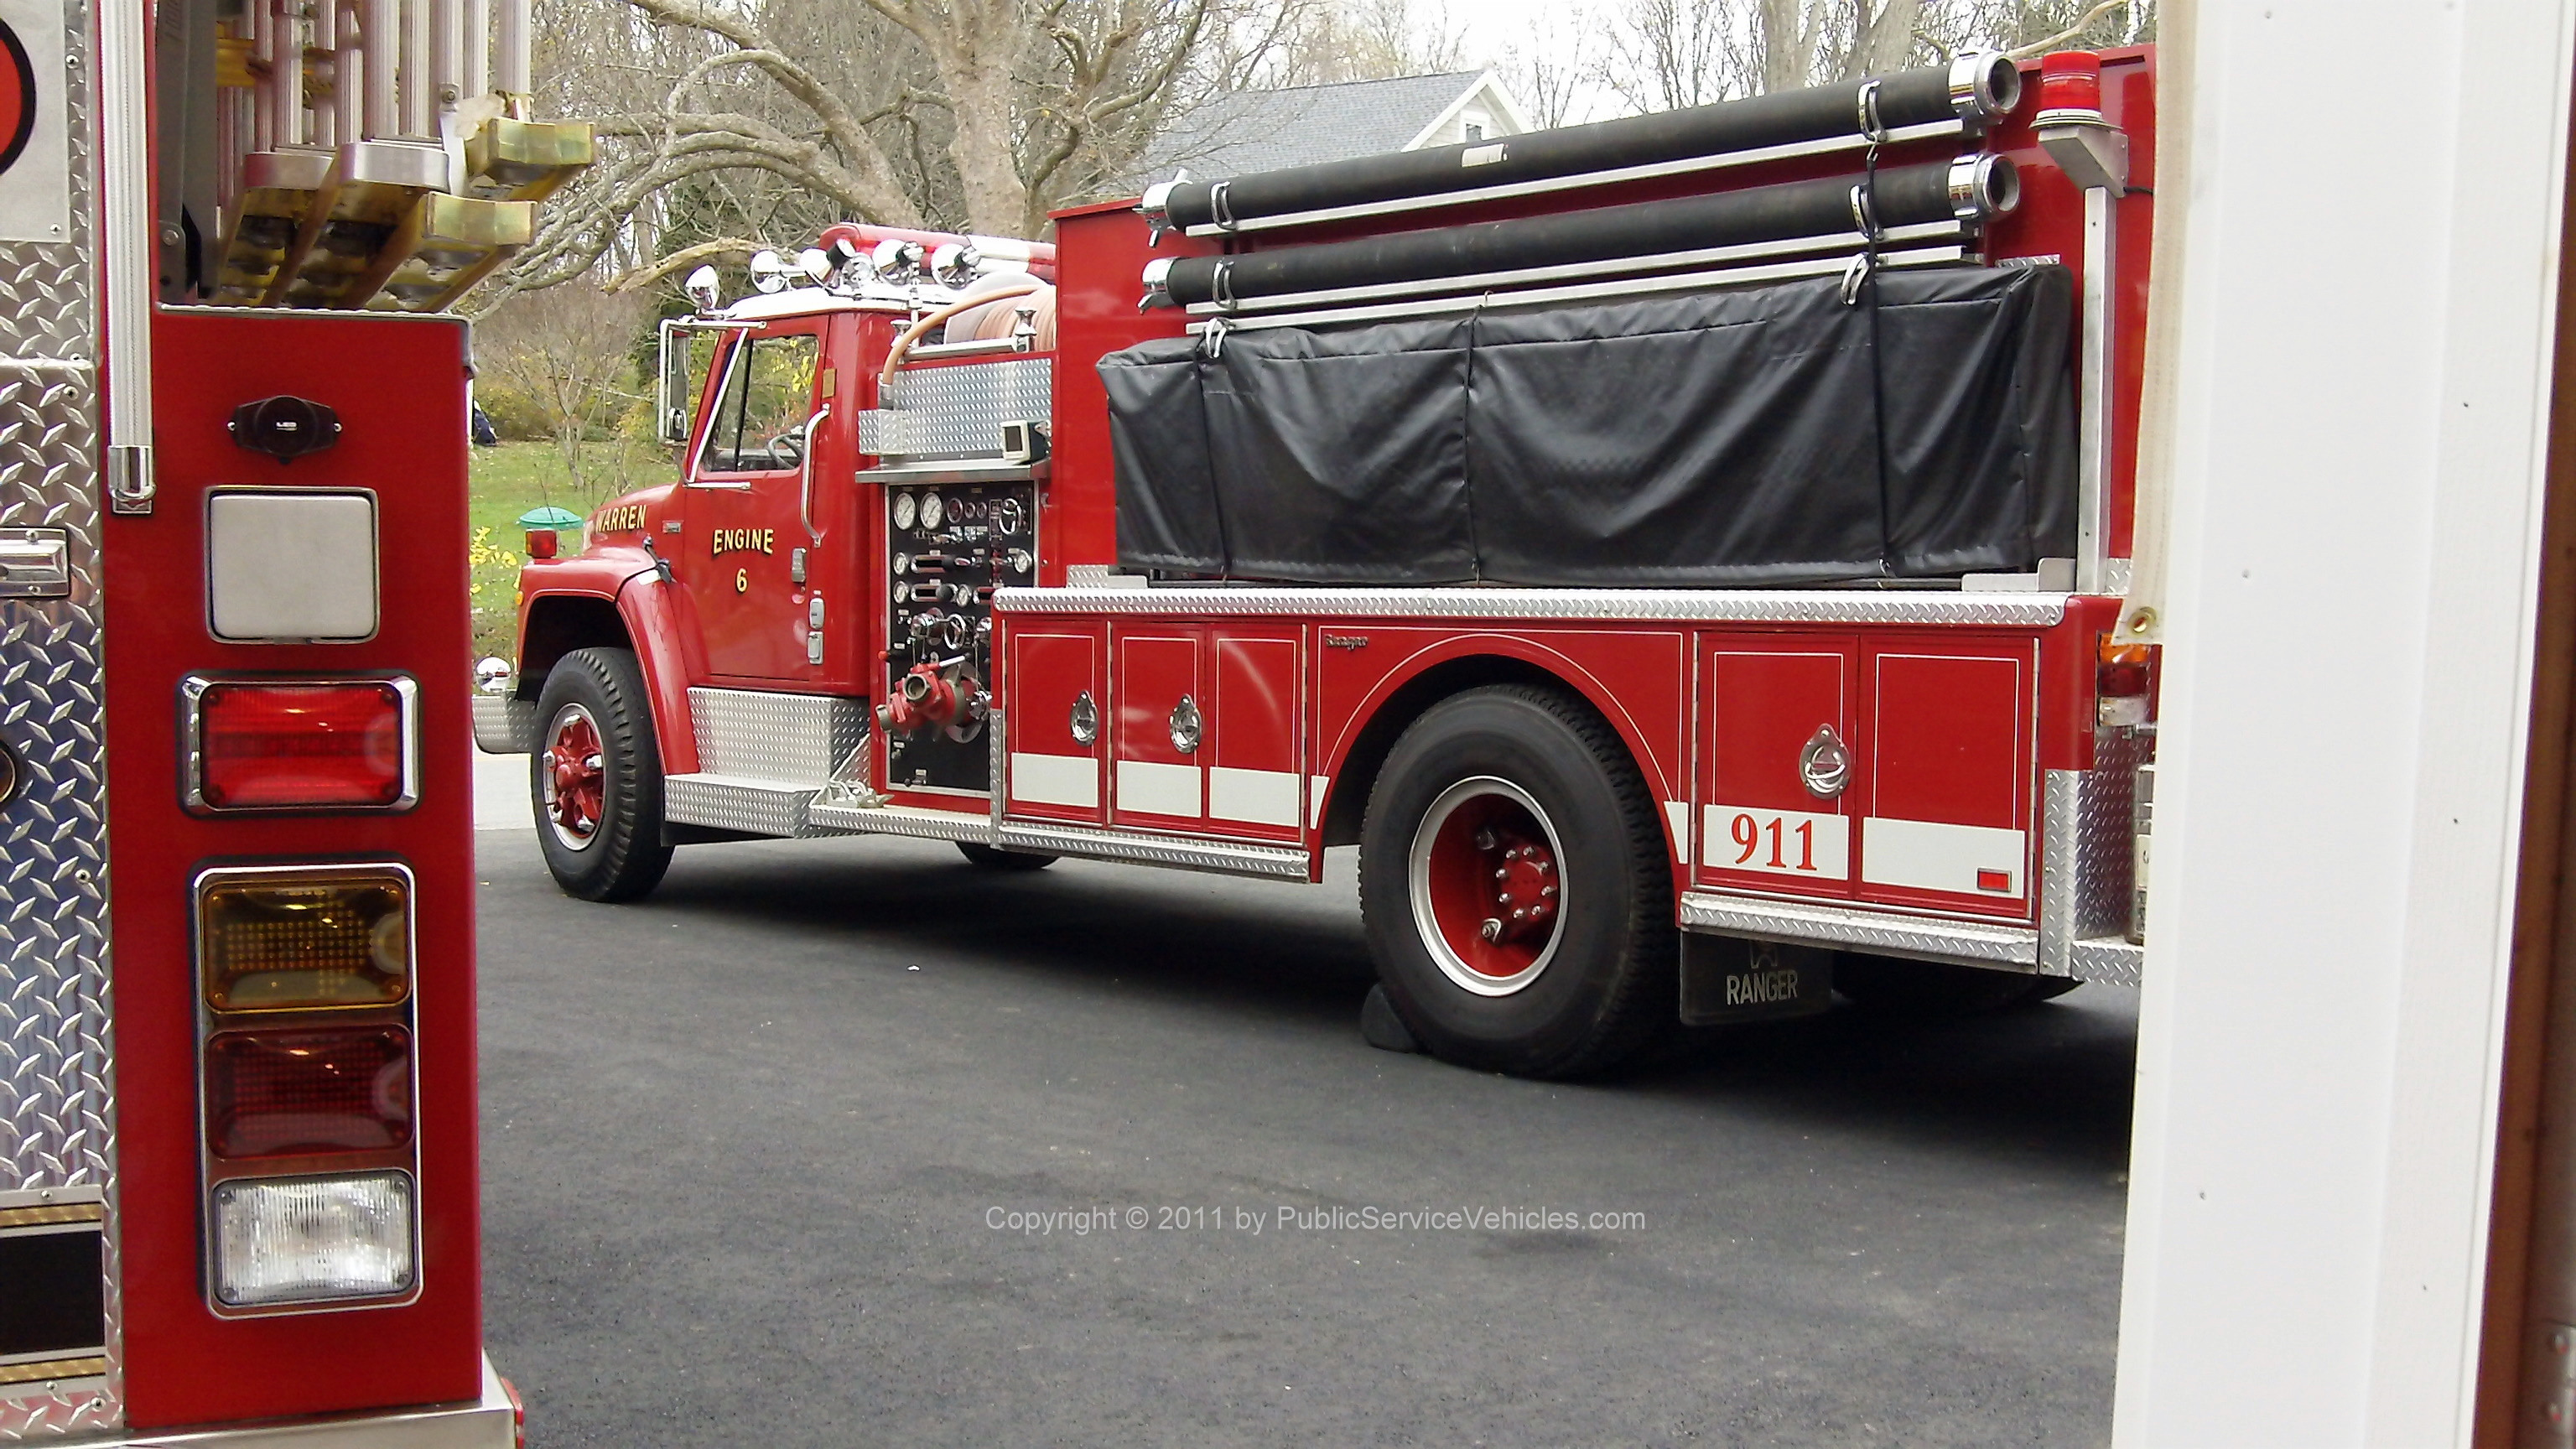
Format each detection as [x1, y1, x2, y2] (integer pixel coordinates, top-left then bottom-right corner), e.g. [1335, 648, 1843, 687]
[198, 868, 411, 1011]
[2097, 636, 2154, 699]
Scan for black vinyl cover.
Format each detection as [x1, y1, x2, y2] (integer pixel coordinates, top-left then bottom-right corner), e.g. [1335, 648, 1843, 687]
[1105, 264, 2075, 587]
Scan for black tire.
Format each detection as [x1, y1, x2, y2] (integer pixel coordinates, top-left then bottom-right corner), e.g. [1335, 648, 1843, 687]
[531, 647, 674, 902]
[1831, 953, 2080, 1016]
[1358, 685, 1677, 1078]
[956, 842, 1057, 870]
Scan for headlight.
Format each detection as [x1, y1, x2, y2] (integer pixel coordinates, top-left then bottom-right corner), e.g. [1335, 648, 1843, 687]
[210, 1171, 417, 1308]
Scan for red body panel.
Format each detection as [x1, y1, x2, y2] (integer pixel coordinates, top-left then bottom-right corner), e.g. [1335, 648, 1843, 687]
[1003, 625, 1107, 822]
[105, 310, 482, 1427]
[1699, 636, 1859, 900]
[1205, 626, 1305, 842]
[1111, 628, 1203, 828]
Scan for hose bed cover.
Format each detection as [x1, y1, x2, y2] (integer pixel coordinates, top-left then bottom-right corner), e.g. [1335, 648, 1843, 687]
[1102, 264, 2076, 587]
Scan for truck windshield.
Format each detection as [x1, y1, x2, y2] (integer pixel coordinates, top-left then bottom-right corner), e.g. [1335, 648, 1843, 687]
[699, 332, 820, 474]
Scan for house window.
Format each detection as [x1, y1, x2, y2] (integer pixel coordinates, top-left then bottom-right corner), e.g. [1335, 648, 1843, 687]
[1463, 110, 1488, 143]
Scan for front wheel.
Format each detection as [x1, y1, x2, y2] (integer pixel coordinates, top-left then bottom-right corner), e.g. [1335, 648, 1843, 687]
[532, 647, 673, 902]
[1358, 685, 1677, 1078]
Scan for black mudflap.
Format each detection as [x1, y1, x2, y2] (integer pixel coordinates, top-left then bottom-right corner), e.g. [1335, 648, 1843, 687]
[1678, 934, 1836, 1025]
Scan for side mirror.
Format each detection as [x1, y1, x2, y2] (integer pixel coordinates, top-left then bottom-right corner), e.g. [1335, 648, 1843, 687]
[683, 264, 721, 314]
[656, 318, 699, 448]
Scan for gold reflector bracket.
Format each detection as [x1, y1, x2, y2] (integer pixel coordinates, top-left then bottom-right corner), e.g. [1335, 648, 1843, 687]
[371, 192, 536, 313]
[197, 865, 412, 1012]
[460, 117, 595, 204]
[210, 148, 333, 307]
[261, 139, 450, 309]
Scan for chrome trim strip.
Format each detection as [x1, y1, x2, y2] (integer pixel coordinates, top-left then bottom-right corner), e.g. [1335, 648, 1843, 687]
[178, 675, 423, 814]
[104, 1353, 517, 1446]
[999, 584, 2069, 627]
[2076, 184, 2116, 594]
[1183, 222, 1966, 318]
[99, 0, 153, 514]
[854, 461, 1039, 486]
[1178, 118, 1966, 237]
[1679, 891, 2039, 969]
[804, 800, 992, 842]
[995, 818, 1311, 880]
[1186, 245, 1968, 335]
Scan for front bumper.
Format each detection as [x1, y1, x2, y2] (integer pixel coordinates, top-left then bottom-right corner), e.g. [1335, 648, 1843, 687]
[470, 693, 535, 755]
[108, 1356, 519, 1448]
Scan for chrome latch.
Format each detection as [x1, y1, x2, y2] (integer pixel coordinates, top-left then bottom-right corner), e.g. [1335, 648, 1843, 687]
[0, 527, 70, 599]
[1068, 689, 1099, 747]
[1168, 695, 1202, 755]
[1799, 724, 1852, 800]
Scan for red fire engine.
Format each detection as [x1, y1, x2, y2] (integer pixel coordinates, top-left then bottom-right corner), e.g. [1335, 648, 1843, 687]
[6, 0, 578, 1436]
[485, 49, 2158, 1080]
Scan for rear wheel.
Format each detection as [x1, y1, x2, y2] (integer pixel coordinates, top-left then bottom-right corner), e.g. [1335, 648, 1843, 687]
[532, 647, 673, 902]
[1358, 685, 1676, 1078]
[956, 842, 1057, 870]
[1831, 953, 2080, 1015]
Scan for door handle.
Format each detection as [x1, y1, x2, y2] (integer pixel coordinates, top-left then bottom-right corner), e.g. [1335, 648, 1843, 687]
[797, 403, 833, 543]
[1799, 724, 1851, 800]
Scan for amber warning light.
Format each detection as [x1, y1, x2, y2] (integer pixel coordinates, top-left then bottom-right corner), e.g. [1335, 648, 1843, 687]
[184, 676, 416, 811]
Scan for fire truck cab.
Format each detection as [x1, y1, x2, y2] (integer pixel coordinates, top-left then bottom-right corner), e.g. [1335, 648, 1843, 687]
[486, 49, 2159, 1080]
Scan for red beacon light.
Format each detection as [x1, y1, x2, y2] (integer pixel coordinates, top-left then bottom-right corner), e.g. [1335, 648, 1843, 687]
[2036, 49, 2105, 124]
[184, 677, 418, 812]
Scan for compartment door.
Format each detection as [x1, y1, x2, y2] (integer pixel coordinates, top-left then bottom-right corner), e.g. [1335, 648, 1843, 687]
[1004, 621, 1106, 823]
[1697, 635, 1859, 899]
[1205, 626, 1305, 843]
[1857, 639, 2038, 919]
[1112, 627, 1205, 828]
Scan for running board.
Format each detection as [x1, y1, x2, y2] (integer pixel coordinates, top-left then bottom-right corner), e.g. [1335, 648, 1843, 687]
[806, 800, 988, 841]
[996, 819, 1311, 880]
[662, 774, 828, 838]
[1678, 891, 2142, 985]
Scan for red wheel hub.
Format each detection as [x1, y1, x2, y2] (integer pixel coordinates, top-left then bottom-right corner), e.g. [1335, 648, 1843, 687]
[543, 707, 605, 846]
[1411, 779, 1565, 994]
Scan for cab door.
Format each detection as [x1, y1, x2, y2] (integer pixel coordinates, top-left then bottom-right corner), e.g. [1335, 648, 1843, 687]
[681, 320, 828, 683]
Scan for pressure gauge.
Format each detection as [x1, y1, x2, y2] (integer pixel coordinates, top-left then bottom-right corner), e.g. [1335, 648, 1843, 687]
[920, 493, 944, 530]
[892, 492, 917, 530]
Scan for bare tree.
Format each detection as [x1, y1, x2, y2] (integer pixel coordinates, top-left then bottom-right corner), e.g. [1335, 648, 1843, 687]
[1495, 11, 1593, 127]
[474, 284, 655, 498]
[498, 0, 1248, 300]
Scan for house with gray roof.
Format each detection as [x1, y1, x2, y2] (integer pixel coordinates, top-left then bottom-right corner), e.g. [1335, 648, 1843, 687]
[1139, 70, 1534, 185]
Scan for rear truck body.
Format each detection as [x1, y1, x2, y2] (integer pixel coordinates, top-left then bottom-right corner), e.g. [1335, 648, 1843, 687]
[3, 0, 589, 1436]
[486, 49, 2161, 1078]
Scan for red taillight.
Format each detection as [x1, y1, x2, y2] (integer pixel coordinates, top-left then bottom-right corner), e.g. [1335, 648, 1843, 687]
[190, 678, 412, 810]
[204, 1026, 413, 1160]
[524, 528, 558, 559]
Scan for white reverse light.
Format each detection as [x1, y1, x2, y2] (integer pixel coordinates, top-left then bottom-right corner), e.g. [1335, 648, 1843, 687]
[211, 1171, 417, 1308]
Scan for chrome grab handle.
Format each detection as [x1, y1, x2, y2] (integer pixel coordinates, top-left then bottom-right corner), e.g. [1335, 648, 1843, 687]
[1169, 695, 1202, 754]
[797, 403, 832, 543]
[1799, 724, 1851, 800]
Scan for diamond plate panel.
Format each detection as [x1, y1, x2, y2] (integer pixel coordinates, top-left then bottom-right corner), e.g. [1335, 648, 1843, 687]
[662, 774, 823, 837]
[861, 358, 1052, 460]
[686, 687, 866, 784]
[1677, 891, 2041, 969]
[999, 584, 2070, 626]
[0, 0, 120, 1430]
[2037, 726, 2152, 976]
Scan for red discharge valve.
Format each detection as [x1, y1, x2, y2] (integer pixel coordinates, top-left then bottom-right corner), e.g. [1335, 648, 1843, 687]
[1476, 826, 1559, 945]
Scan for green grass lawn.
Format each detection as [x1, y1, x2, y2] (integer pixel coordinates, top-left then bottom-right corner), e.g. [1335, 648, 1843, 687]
[467, 437, 672, 662]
